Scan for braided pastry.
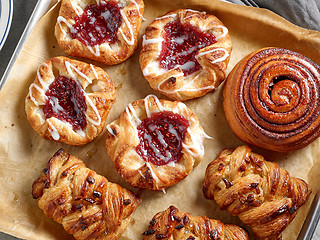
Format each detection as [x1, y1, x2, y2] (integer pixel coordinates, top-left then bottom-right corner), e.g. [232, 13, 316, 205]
[223, 47, 320, 152]
[202, 145, 311, 240]
[32, 149, 141, 240]
[55, 0, 144, 65]
[139, 9, 232, 101]
[142, 205, 249, 240]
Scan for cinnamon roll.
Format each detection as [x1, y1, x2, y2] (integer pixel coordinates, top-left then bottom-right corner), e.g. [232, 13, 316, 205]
[223, 47, 320, 152]
[203, 145, 311, 240]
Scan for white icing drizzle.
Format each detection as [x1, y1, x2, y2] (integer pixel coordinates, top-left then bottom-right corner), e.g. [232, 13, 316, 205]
[142, 35, 164, 47]
[130, 0, 145, 20]
[146, 162, 160, 184]
[197, 47, 229, 64]
[126, 103, 142, 126]
[87, 45, 101, 56]
[155, 13, 177, 21]
[29, 63, 50, 106]
[214, 25, 229, 40]
[106, 124, 117, 137]
[64, 61, 102, 126]
[119, 10, 135, 45]
[57, 16, 76, 36]
[154, 48, 229, 94]
[70, 1, 82, 16]
[144, 94, 164, 117]
[90, 64, 99, 79]
[47, 120, 60, 140]
[65, 61, 92, 84]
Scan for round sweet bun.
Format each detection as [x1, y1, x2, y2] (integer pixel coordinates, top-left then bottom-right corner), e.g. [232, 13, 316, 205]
[139, 9, 232, 101]
[105, 95, 208, 191]
[223, 47, 320, 152]
[25, 56, 116, 145]
[55, 0, 144, 65]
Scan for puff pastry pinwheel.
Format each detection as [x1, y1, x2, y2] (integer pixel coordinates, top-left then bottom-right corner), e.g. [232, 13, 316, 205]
[202, 145, 312, 240]
[223, 47, 320, 152]
[105, 95, 208, 191]
[142, 205, 249, 240]
[55, 0, 144, 65]
[32, 148, 141, 240]
[139, 9, 232, 101]
[25, 56, 115, 145]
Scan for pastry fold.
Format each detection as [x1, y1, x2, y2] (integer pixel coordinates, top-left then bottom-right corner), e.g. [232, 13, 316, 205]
[203, 145, 311, 240]
[142, 205, 249, 240]
[32, 149, 141, 240]
[223, 47, 320, 152]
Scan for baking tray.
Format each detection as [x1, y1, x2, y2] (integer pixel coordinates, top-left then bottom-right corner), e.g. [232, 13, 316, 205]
[0, 0, 320, 239]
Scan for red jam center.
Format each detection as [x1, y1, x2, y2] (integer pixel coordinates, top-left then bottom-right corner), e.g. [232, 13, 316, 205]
[136, 111, 190, 166]
[43, 76, 87, 131]
[159, 20, 216, 76]
[70, 1, 122, 46]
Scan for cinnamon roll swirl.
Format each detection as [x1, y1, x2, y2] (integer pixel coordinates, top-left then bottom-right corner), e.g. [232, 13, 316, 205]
[223, 47, 320, 152]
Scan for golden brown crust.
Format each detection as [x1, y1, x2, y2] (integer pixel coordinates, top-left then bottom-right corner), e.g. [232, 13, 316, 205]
[223, 47, 320, 152]
[202, 145, 312, 240]
[105, 95, 206, 191]
[139, 9, 232, 101]
[142, 205, 249, 240]
[32, 148, 141, 240]
[55, 0, 144, 65]
[25, 56, 115, 145]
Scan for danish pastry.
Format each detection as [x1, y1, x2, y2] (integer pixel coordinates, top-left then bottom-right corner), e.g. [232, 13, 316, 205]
[139, 9, 232, 101]
[105, 95, 208, 191]
[55, 0, 144, 65]
[223, 47, 320, 152]
[142, 205, 249, 240]
[203, 145, 311, 240]
[25, 56, 115, 145]
[32, 148, 141, 240]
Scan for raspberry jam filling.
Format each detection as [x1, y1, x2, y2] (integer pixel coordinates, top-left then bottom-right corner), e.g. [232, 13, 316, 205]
[70, 1, 122, 46]
[43, 76, 87, 130]
[159, 20, 216, 76]
[136, 111, 190, 166]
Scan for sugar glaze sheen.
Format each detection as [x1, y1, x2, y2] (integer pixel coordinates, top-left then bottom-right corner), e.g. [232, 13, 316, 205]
[55, 0, 145, 65]
[105, 95, 211, 191]
[140, 9, 232, 101]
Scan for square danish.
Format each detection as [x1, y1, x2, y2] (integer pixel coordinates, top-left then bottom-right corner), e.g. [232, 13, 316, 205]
[55, 0, 144, 65]
[139, 9, 232, 101]
[25, 56, 116, 145]
[105, 95, 210, 191]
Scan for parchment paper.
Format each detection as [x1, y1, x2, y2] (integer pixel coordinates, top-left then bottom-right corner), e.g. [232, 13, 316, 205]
[1, 0, 320, 239]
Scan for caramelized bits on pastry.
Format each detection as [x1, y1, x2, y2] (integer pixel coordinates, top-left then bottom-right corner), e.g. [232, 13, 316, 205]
[25, 56, 115, 145]
[203, 145, 312, 240]
[55, 0, 145, 65]
[223, 47, 320, 152]
[105, 95, 209, 191]
[142, 206, 249, 240]
[32, 149, 141, 240]
[139, 9, 232, 101]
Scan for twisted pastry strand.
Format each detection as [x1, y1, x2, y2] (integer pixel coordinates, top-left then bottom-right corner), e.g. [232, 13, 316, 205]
[203, 145, 311, 240]
[142, 206, 249, 240]
[32, 149, 141, 240]
[223, 47, 320, 152]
